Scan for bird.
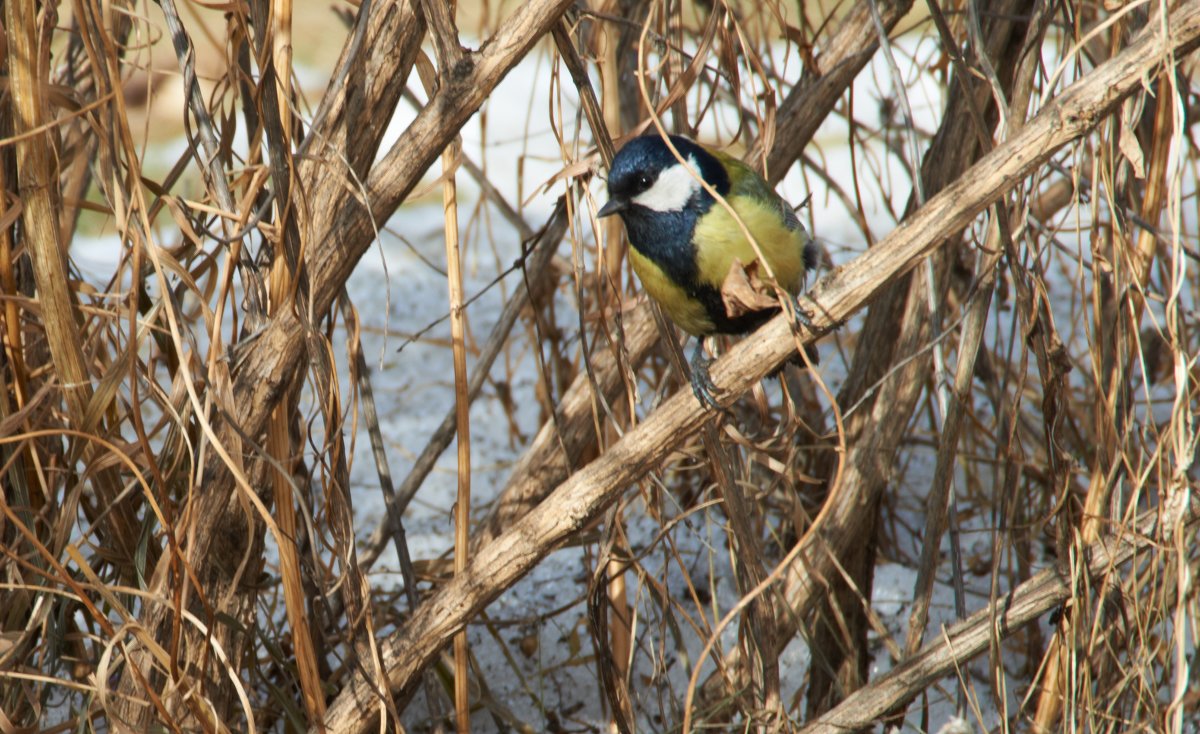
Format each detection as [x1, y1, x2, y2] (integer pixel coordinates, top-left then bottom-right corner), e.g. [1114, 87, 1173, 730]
[597, 133, 818, 409]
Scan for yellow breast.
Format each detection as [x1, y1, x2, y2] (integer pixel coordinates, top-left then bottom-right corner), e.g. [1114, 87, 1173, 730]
[692, 193, 808, 297]
[628, 248, 715, 335]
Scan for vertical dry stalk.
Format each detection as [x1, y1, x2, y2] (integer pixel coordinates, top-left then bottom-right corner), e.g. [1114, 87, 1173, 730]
[413, 1, 475, 725]
[260, 1, 326, 725]
[443, 139, 473, 733]
[268, 272, 326, 727]
[4, 0, 140, 570]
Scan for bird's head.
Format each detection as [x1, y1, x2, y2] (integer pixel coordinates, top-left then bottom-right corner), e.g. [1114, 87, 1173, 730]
[598, 135, 729, 219]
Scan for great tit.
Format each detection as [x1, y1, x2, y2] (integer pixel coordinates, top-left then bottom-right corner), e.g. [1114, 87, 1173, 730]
[598, 133, 817, 408]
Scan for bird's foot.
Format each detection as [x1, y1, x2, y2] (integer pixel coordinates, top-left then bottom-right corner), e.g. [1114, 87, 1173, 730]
[786, 293, 817, 334]
[689, 341, 723, 410]
[785, 293, 824, 367]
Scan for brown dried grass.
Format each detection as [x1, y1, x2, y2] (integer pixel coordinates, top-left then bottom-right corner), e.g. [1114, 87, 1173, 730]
[0, 1, 1197, 732]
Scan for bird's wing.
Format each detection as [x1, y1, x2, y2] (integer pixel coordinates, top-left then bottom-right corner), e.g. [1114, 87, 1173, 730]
[723, 154, 818, 271]
[718, 152, 805, 232]
[779, 198, 803, 232]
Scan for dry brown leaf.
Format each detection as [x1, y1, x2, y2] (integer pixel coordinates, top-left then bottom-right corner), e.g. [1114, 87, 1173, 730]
[1118, 97, 1146, 179]
[721, 258, 778, 318]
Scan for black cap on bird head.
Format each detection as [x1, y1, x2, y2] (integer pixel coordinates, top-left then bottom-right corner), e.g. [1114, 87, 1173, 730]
[598, 134, 730, 218]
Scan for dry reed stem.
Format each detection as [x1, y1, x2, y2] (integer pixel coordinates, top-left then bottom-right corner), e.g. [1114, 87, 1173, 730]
[758, 0, 913, 183]
[437, 92, 473, 734]
[472, 300, 660, 551]
[267, 267, 326, 727]
[409, 5, 475, 724]
[900, 0, 1048, 663]
[633, 8, 787, 714]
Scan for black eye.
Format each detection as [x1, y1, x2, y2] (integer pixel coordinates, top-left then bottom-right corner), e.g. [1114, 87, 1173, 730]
[636, 173, 653, 191]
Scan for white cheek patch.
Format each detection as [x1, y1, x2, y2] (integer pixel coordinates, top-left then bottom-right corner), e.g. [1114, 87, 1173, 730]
[631, 157, 702, 212]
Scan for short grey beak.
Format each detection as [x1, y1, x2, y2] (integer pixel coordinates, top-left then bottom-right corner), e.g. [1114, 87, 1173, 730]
[598, 198, 625, 218]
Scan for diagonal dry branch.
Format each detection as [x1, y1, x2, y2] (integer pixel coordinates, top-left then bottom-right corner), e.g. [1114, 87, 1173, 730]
[471, 300, 659, 551]
[314, 5, 1200, 731]
[795, 499, 1200, 734]
[300, 0, 426, 202]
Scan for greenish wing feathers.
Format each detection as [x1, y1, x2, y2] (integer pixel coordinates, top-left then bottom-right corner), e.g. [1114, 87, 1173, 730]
[720, 153, 803, 231]
[701, 151, 808, 292]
